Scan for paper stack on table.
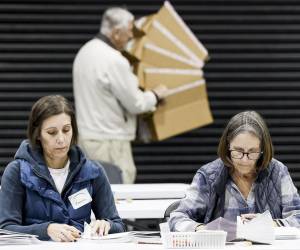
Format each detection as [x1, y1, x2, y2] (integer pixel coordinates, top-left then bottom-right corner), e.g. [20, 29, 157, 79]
[124, 1, 213, 141]
[0, 229, 40, 245]
[274, 227, 300, 240]
[82, 223, 161, 244]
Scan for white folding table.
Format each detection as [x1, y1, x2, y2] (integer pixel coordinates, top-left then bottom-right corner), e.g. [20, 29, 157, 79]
[111, 183, 188, 219]
[111, 183, 189, 230]
[111, 183, 189, 200]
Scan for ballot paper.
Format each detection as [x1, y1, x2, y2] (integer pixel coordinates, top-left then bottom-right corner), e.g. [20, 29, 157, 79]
[236, 210, 275, 244]
[81, 222, 161, 244]
[0, 229, 40, 245]
[237, 212, 300, 243]
[274, 227, 300, 240]
[202, 211, 300, 244]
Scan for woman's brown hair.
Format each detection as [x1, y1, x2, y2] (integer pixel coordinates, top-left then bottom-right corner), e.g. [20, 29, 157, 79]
[27, 95, 78, 148]
[218, 111, 273, 172]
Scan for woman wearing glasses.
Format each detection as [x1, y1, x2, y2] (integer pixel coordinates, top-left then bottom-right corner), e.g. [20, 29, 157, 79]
[169, 111, 300, 232]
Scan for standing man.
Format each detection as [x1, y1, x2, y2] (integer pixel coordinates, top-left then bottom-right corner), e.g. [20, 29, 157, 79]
[73, 7, 167, 184]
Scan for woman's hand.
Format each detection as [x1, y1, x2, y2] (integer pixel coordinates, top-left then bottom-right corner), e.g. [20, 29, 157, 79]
[195, 224, 206, 232]
[47, 223, 81, 242]
[240, 213, 259, 223]
[91, 219, 111, 236]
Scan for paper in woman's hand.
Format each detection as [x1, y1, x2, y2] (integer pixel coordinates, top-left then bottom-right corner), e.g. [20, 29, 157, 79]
[236, 210, 275, 244]
[205, 217, 237, 241]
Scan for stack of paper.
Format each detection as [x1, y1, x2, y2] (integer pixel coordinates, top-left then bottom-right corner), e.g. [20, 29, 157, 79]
[81, 230, 161, 244]
[130, 231, 161, 244]
[125, 1, 213, 141]
[274, 227, 300, 240]
[81, 232, 132, 243]
[0, 229, 40, 245]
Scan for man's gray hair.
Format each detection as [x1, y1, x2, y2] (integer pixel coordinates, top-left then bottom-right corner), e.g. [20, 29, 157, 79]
[100, 7, 134, 36]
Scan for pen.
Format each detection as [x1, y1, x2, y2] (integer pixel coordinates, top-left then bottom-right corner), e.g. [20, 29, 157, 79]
[137, 241, 162, 245]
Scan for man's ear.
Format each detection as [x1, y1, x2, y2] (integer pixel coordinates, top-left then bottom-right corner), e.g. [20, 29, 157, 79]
[113, 28, 121, 40]
[109, 29, 118, 44]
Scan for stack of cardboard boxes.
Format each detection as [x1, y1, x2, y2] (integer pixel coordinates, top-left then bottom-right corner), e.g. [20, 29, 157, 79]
[125, 1, 213, 141]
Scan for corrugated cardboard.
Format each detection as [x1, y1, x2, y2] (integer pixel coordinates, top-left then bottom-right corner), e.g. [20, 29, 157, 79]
[135, 14, 156, 33]
[127, 37, 201, 68]
[125, 1, 213, 141]
[141, 20, 192, 60]
[143, 67, 203, 90]
[134, 62, 203, 90]
[140, 1, 208, 62]
[134, 62, 146, 89]
[144, 19, 204, 66]
[149, 83, 213, 140]
[125, 37, 144, 61]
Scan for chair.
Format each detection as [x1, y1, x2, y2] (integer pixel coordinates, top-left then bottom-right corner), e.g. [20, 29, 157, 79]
[93, 160, 123, 184]
[164, 200, 181, 221]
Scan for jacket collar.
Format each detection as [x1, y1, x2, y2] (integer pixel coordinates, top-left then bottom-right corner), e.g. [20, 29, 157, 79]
[30, 145, 85, 181]
[213, 164, 230, 195]
[19, 144, 99, 200]
[95, 32, 116, 49]
[15, 140, 94, 187]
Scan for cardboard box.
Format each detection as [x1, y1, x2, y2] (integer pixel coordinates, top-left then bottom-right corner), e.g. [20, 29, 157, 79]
[136, 17, 196, 62]
[138, 1, 208, 62]
[127, 1, 213, 141]
[127, 37, 202, 68]
[146, 82, 213, 140]
[135, 14, 156, 33]
[135, 63, 203, 90]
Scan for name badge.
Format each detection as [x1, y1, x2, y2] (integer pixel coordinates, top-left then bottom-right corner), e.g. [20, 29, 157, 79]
[68, 188, 92, 209]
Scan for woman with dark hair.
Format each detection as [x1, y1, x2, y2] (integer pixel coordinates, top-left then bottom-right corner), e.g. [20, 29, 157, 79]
[0, 95, 125, 241]
[169, 111, 300, 232]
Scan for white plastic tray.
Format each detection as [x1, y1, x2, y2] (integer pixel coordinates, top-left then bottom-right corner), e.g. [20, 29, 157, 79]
[161, 231, 227, 249]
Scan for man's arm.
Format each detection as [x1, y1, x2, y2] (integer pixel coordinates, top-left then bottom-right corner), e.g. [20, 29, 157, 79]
[108, 56, 166, 114]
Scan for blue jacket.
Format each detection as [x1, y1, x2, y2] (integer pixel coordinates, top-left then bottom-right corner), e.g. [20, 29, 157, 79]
[0, 140, 125, 240]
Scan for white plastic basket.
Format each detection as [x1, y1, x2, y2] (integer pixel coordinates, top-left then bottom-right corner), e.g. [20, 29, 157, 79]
[161, 231, 227, 249]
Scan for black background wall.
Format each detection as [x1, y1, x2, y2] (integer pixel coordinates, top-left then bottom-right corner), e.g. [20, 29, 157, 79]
[0, 0, 300, 188]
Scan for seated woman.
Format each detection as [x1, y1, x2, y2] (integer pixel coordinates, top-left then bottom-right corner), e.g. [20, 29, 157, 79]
[169, 111, 300, 232]
[0, 95, 125, 241]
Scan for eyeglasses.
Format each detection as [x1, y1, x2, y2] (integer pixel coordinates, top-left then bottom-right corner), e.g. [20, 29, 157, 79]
[229, 150, 263, 160]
